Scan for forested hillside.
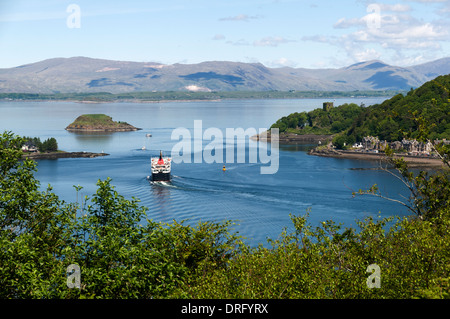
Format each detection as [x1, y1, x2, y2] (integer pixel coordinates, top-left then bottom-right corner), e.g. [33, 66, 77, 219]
[270, 102, 364, 137]
[270, 74, 450, 145]
[347, 74, 450, 142]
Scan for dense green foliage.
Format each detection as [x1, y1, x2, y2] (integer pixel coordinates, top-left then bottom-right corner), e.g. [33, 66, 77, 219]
[346, 75, 450, 142]
[66, 114, 133, 130]
[180, 213, 450, 299]
[23, 136, 58, 152]
[68, 114, 121, 126]
[0, 90, 402, 102]
[270, 102, 363, 139]
[269, 75, 450, 150]
[1, 129, 449, 299]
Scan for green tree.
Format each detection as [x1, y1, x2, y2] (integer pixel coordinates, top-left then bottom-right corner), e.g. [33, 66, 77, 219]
[332, 135, 347, 149]
[40, 137, 58, 152]
[0, 131, 74, 298]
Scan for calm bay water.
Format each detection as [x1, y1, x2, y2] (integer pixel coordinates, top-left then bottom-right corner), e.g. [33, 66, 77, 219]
[0, 98, 410, 246]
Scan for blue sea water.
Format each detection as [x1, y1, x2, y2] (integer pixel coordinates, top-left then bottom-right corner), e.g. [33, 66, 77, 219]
[0, 98, 411, 246]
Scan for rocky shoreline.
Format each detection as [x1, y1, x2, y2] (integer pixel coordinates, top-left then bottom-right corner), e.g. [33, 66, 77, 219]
[308, 147, 445, 167]
[23, 151, 109, 160]
[252, 131, 333, 144]
[253, 131, 445, 168]
[65, 127, 141, 132]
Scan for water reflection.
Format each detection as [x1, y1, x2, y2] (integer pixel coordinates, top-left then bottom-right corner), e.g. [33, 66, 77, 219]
[150, 182, 172, 218]
[67, 131, 114, 151]
[69, 131, 114, 138]
[280, 144, 316, 152]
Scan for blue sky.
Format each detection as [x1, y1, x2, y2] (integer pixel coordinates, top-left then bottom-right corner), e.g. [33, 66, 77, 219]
[0, 0, 449, 68]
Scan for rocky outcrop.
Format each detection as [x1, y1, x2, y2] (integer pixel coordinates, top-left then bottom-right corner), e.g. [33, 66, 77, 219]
[65, 125, 140, 132]
[308, 146, 342, 157]
[253, 131, 332, 144]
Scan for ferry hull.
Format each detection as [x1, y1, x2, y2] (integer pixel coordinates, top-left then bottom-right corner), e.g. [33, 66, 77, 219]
[151, 172, 171, 182]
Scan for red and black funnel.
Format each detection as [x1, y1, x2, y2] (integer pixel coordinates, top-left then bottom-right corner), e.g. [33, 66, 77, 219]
[157, 150, 164, 165]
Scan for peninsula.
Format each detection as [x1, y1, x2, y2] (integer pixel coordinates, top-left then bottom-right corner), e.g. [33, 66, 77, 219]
[65, 114, 141, 132]
[21, 136, 109, 160]
[22, 151, 109, 160]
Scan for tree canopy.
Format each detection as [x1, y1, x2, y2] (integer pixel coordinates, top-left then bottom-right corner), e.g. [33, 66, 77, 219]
[23, 136, 58, 152]
[347, 75, 450, 143]
[1, 129, 449, 299]
[270, 75, 450, 146]
[270, 102, 364, 137]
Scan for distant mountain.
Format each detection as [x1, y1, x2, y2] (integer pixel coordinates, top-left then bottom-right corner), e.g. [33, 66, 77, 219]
[0, 56, 448, 93]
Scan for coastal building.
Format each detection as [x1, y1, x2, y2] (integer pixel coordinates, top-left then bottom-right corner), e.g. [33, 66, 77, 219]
[356, 136, 434, 156]
[362, 136, 380, 150]
[21, 142, 38, 153]
[400, 138, 432, 155]
[390, 141, 403, 151]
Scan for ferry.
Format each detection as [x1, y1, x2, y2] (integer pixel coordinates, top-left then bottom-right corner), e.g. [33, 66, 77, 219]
[151, 151, 171, 182]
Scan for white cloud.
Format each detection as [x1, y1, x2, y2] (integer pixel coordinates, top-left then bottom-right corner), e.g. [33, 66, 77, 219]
[253, 36, 293, 47]
[378, 4, 412, 12]
[357, 19, 448, 48]
[334, 17, 365, 29]
[219, 14, 261, 22]
[301, 35, 330, 43]
[306, 2, 450, 66]
[212, 34, 226, 41]
[225, 36, 293, 47]
[226, 39, 250, 46]
[352, 48, 382, 62]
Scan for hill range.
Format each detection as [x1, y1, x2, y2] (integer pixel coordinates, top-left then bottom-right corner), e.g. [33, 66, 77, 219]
[0, 56, 449, 94]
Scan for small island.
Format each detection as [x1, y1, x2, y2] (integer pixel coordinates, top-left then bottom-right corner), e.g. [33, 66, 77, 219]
[65, 114, 141, 132]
